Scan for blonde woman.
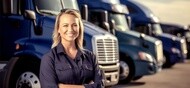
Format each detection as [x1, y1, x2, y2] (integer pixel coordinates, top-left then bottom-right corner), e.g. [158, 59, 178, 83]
[40, 9, 104, 88]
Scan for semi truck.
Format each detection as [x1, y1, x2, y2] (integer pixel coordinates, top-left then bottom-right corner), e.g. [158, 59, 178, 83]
[0, 0, 120, 87]
[160, 23, 190, 59]
[120, 0, 187, 68]
[77, 0, 164, 83]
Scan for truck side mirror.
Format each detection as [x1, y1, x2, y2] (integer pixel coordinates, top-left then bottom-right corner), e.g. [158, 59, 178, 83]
[140, 33, 145, 39]
[24, 10, 36, 20]
[81, 4, 88, 20]
[99, 10, 111, 32]
[101, 22, 110, 32]
[147, 23, 153, 36]
[109, 19, 116, 35]
[140, 33, 149, 48]
[24, 10, 42, 35]
[126, 15, 132, 28]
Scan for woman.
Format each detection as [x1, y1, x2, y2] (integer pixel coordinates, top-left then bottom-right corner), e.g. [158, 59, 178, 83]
[39, 9, 104, 88]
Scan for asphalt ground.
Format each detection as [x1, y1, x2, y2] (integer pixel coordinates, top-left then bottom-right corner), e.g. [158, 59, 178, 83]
[0, 60, 190, 88]
[112, 60, 190, 88]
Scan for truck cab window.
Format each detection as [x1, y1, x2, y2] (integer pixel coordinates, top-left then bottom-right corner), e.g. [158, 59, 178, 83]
[34, 0, 62, 15]
[88, 11, 101, 26]
[1, 0, 21, 15]
[135, 24, 150, 35]
[12, 0, 18, 14]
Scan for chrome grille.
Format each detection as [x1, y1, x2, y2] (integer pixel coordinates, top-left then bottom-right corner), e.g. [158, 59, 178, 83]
[92, 35, 119, 64]
[156, 41, 164, 62]
[181, 39, 188, 55]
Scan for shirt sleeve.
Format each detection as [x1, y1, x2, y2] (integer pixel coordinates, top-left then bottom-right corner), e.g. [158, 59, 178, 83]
[84, 52, 105, 88]
[39, 52, 59, 88]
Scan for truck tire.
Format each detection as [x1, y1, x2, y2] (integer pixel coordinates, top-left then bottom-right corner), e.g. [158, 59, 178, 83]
[6, 56, 41, 88]
[162, 54, 176, 68]
[119, 56, 135, 84]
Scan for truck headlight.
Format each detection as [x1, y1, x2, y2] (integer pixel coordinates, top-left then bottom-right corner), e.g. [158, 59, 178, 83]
[138, 52, 154, 62]
[171, 47, 180, 54]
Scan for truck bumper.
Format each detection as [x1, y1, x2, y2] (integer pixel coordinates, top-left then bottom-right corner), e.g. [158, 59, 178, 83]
[169, 53, 181, 64]
[134, 60, 157, 77]
[99, 63, 120, 87]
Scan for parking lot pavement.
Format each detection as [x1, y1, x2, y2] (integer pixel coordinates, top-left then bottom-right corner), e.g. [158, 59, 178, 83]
[112, 60, 190, 88]
[1, 60, 190, 88]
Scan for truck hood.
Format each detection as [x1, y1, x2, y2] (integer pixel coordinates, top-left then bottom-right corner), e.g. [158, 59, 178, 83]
[156, 33, 183, 52]
[157, 33, 182, 42]
[116, 30, 159, 52]
[116, 30, 159, 45]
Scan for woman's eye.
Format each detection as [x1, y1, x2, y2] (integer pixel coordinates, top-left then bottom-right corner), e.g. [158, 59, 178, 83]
[73, 24, 78, 27]
[63, 25, 68, 27]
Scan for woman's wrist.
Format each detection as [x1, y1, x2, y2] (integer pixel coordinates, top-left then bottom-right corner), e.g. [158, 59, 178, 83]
[58, 83, 85, 88]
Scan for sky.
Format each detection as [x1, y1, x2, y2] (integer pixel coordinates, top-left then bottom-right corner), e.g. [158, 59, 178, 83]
[132, 0, 190, 26]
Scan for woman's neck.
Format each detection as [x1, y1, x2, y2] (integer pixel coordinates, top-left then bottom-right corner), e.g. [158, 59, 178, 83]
[61, 40, 76, 49]
[61, 40, 77, 59]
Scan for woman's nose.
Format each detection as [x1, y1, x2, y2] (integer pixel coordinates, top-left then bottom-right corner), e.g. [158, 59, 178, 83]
[67, 25, 74, 31]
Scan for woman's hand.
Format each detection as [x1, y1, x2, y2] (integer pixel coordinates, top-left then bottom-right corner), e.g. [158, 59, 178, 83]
[58, 83, 85, 88]
[58, 81, 94, 88]
[89, 81, 94, 84]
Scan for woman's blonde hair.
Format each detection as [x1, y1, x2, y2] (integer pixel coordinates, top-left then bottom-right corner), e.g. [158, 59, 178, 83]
[51, 9, 84, 50]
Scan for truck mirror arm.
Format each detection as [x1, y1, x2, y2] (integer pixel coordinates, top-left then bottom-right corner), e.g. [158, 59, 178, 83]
[24, 10, 42, 35]
[109, 19, 116, 35]
[81, 4, 88, 20]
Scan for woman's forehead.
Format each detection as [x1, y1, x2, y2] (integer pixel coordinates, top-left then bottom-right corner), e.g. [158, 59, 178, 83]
[60, 13, 77, 18]
[59, 14, 79, 23]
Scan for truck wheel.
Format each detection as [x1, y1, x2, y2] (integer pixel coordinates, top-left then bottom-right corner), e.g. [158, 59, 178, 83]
[7, 57, 40, 88]
[162, 54, 176, 68]
[16, 72, 40, 88]
[119, 58, 135, 84]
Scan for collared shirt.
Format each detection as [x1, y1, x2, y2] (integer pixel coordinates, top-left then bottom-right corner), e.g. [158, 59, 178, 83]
[40, 43, 104, 88]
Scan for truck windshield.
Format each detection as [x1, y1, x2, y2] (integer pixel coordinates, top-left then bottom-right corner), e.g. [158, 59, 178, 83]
[110, 13, 129, 32]
[91, 0, 120, 4]
[34, 0, 79, 15]
[101, 0, 120, 4]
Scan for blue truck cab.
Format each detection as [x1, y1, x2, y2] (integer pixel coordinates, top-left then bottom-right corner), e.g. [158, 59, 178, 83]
[160, 23, 190, 59]
[0, 0, 120, 87]
[120, 0, 187, 68]
[77, 0, 164, 83]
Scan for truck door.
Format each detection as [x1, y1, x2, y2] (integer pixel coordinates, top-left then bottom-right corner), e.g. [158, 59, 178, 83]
[0, 0, 31, 60]
[0, 0, 2, 59]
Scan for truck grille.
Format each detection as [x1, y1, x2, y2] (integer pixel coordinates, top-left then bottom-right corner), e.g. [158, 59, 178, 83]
[156, 41, 164, 62]
[181, 39, 188, 55]
[92, 35, 119, 64]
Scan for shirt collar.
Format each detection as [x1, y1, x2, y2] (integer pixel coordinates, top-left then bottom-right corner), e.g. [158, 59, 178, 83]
[56, 43, 83, 60]
[56, 43, 66, 54]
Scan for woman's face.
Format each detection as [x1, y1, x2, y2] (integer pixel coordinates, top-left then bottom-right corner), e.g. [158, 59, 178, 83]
[58, 14, 80, 42]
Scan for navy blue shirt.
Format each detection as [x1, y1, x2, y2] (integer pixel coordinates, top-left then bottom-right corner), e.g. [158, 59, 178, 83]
[40, 43, 104, 88]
